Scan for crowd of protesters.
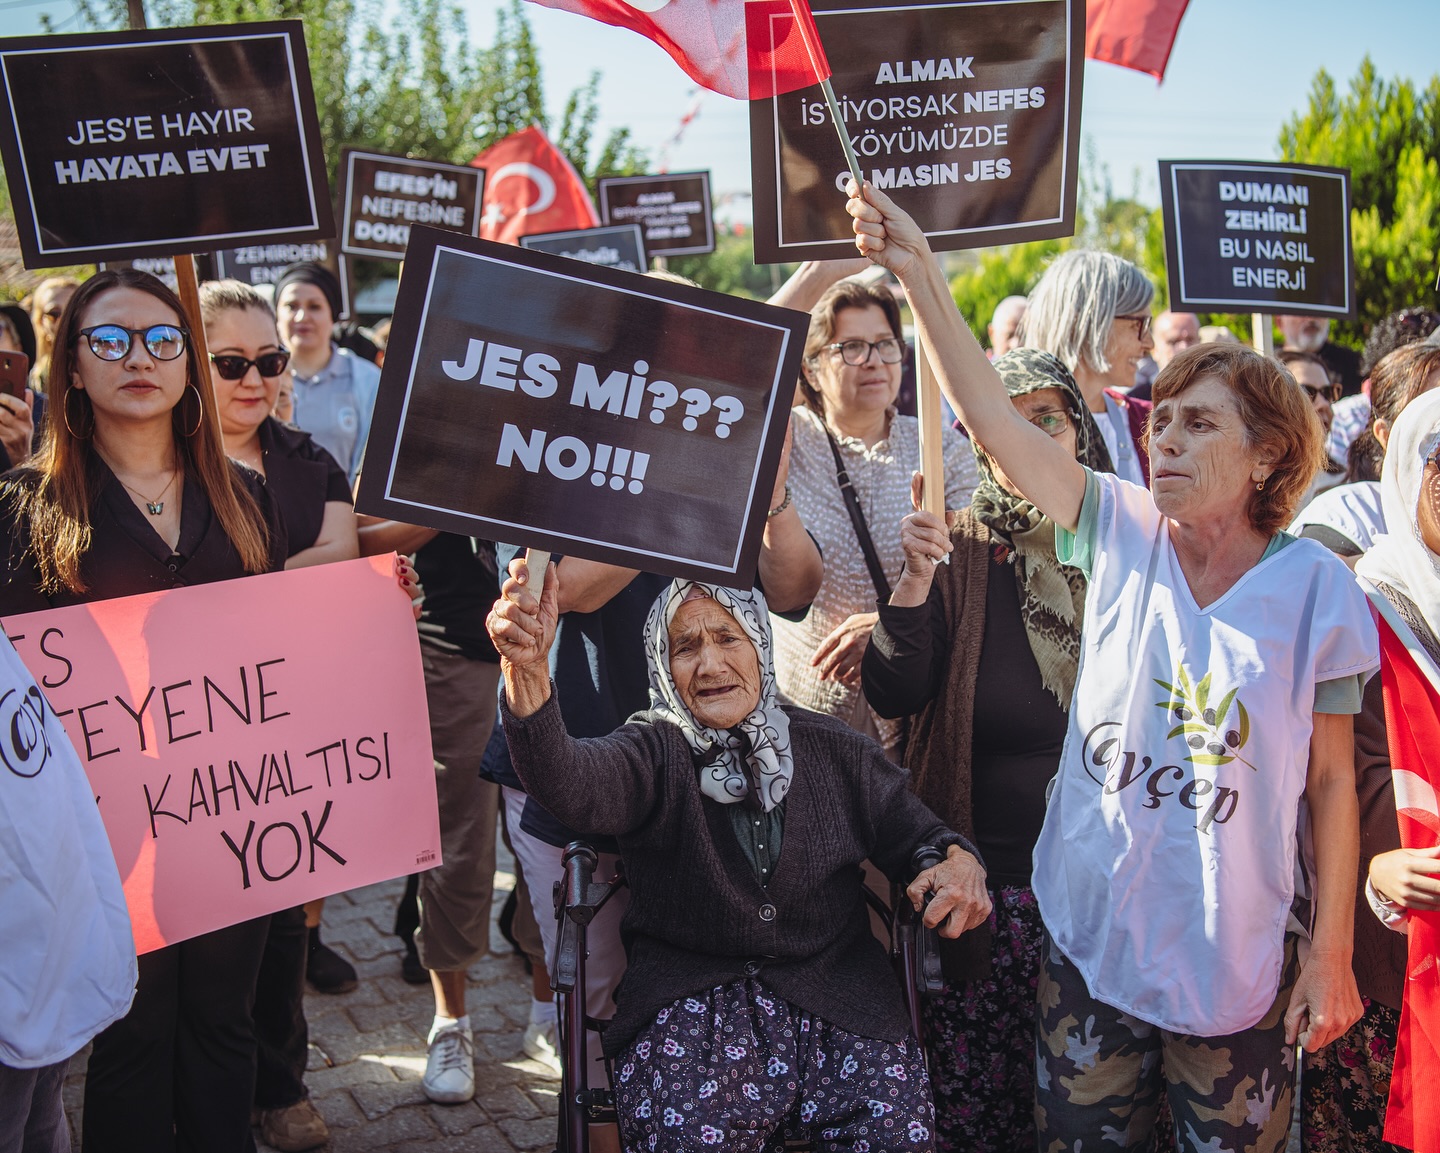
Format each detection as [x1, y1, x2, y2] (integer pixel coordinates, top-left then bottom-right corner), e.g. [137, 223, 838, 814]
[2, 193, 1440, 1153]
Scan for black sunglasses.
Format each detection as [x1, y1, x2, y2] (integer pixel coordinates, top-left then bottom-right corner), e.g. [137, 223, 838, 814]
[1300, 382, 1342, 404]
[210, 349, 291, 381]
[79, 323, 188, 361]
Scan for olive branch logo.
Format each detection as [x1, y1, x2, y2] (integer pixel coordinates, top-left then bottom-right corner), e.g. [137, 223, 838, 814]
[1154, 667, 1257, 770]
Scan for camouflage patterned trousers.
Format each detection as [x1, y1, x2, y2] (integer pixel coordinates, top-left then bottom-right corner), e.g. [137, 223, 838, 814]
[1035, 933, 1300, 1153]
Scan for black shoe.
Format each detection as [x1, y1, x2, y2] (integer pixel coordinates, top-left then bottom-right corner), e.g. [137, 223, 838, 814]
[401, 937, 429, 985]
[306, 925, 358, 994]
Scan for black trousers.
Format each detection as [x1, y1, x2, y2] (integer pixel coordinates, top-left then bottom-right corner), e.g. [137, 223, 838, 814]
[252, 905, 309, 1110]
[81, 916, 269, 1153]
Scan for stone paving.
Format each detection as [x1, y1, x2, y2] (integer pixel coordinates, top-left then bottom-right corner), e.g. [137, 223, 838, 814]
[63, 847, 563, 1153]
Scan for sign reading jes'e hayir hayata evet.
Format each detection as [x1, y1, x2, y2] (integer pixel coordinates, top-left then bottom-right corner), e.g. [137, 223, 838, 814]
[339, 148, 485, 260]
[597, 172, 715, 257]
[1159, 160, 1355, 319]
[749, 0, 1083, 263]
[521, 224, 647, 272]
[355, 225, 808, 585]
[0, 21, 333, 269]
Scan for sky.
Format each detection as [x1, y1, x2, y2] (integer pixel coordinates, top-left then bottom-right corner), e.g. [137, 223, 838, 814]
[9, 0, 1436, 216]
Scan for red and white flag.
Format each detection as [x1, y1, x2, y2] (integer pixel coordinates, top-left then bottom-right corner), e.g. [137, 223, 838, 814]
[525, 0, 830, 100]
[1376, 616, 1440, 1151]
[471, 126, 599, 246]
[1085, 0, 1190, 82]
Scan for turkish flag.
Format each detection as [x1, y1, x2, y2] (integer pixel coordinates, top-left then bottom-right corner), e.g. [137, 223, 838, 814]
[525, 0, 829, 100]
[470, 126, 599, 246]
[1377, 617, 1440, 1151]
[1085, 0, 1189, 82]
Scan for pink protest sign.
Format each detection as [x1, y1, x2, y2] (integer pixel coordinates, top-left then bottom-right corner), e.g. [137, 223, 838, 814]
[1, 555, 438, 954]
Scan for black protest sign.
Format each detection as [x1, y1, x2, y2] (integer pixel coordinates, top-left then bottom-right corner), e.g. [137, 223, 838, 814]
[339, 149, 485, 260]
[0, 22, 333, 269]
[1159, 161, 1355, 319]
[597, 172, 715, 257]
[355, 226, 807, 585]
[213, 241, 332, 288]
[521, 224, 647, 272]
[749, 0, 1082, 263]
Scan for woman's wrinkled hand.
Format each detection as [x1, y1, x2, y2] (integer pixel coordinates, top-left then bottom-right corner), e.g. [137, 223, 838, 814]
[811, 611, 878, 686]
[487, 556, 559, 672]
[907, 845, 991, 938]
[845, 180, 934, 282]
[1285, 949, 1363, 1053]
[394, 554, 422, 621]
[1369, 845, 1440, 911]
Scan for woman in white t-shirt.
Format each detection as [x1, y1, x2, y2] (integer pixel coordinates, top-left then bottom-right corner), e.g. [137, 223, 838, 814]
[848, 183, 1379, 1153]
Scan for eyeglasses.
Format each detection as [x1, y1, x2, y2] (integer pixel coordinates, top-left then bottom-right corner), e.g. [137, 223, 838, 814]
[1028, 408, 1073, 438]
[1300, 382, 1342, 404]
[1115, 314, 1153, 342]
[823, 338, 905, 366]
[78, 324, 188, 361]
[210, 350, 291, 380]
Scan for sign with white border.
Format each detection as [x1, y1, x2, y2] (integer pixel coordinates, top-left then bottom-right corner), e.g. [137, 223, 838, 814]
[520, 223, 647, 272]
[338, 148, 485, 260]
[597, 172, 715, 257]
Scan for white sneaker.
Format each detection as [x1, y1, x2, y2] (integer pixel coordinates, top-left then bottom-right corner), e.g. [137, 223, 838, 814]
[423, 1021, 475, 1104]
[522, 1020, 562, 1077]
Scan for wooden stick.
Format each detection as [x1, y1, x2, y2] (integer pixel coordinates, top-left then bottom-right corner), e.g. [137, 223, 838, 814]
[1251, 312, 1274, 356]
[523, 548, 551, 597]
[173, 253, 222, 442]
[915, 335, 946, 532]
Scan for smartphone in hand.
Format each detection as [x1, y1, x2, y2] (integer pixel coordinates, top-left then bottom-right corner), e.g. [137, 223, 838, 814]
[0, 350, 28, 401]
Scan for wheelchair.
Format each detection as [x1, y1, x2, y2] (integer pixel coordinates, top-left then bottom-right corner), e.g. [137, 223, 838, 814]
[547, 841, 948, 1153]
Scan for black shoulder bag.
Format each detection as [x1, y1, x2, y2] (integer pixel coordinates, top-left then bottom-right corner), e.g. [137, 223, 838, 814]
[825, 431, 892, 603]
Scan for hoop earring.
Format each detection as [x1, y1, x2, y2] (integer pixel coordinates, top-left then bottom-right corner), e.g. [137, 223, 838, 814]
[63, 388, 93, 440]
[182, 384, 204, 438]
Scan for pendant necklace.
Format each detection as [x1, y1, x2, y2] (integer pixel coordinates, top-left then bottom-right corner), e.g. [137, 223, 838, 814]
[117, 470, 178, 516]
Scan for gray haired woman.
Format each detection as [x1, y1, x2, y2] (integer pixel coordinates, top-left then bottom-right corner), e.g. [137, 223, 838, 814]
[488, 565, 991, 1153]
[1021, 249, 1154, 486]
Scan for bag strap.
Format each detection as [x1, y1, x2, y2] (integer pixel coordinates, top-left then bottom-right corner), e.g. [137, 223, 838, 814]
[825, 430, 892, 603]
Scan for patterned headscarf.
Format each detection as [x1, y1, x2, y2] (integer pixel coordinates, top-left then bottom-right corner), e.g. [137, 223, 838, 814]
[643, 581, 794, 812]
[968, 348, 1112, 708]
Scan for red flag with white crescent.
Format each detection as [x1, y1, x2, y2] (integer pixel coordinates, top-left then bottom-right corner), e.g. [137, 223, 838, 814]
[471, 126, 599, 246]
[1377, 615, 1440, 1151]
[1085, 0, 1190, 82]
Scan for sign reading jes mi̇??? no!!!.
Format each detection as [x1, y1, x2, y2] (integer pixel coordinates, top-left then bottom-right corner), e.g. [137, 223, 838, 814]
[749, 0, 1083, 262]
[1159, 160, 1355, 319]
[0, 21, 333, 268]
[356, 226, 808, 585]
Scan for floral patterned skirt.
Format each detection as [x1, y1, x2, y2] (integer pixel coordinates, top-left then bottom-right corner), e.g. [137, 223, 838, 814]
[611, 977, 936, 1152]
[1302, 997, 1406, 1153]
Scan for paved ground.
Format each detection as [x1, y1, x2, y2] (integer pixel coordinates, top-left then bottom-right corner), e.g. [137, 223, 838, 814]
[63, 847, 563, 1153]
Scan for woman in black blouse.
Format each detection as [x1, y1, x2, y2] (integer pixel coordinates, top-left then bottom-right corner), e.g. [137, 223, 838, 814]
[861, 349, 1108, 1153]
[199, 279, 360, 1152]
[0, 268, 285, 1152]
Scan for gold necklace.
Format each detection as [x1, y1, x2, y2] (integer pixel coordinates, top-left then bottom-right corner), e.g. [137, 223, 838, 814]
[116, 470, 177, 516]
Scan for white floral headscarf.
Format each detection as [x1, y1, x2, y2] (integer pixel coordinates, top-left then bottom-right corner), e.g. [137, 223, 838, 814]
[643, 581, 794, 812]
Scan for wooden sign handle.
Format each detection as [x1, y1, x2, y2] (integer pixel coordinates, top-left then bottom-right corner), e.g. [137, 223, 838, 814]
[1251, 312, 1275, 356]
[915, 334, 946, 519]
[522, 548, 551, 598]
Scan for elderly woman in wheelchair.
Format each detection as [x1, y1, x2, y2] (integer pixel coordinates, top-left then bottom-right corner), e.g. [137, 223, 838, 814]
[488, 565, 990, 1153]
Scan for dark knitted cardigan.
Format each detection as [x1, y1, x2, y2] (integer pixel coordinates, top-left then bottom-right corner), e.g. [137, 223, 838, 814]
[1352, 665, 1407, 1011]
[869, 511, 995, 981]
[500, 691, 977, 1057]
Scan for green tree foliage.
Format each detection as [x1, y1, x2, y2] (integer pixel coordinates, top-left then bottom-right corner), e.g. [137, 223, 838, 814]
[1279, 58, 1440, 343]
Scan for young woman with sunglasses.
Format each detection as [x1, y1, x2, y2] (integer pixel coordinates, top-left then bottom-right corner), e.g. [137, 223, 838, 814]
[201, 280, 359, 571]
[0, 268, 287, 1152]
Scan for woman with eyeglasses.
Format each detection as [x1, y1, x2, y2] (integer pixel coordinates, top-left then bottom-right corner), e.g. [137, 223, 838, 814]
[861, 348, 1111, 1150]
[1020, 249, 1155, 488]
[0, 268, 288, 1152]
[772, 280, 979, 759]
[1279, 349, 1348, 508]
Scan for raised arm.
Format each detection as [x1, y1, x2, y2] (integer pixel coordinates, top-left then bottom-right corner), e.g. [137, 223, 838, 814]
[845, 181, 1086, 533]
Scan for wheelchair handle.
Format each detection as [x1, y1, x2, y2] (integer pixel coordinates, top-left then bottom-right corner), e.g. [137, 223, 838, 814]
[911, 844, 945, 877]
[562, 842, 599, 927]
